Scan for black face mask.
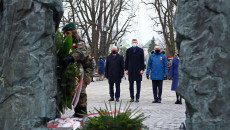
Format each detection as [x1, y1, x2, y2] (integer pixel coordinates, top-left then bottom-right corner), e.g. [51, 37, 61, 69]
[112, 50, 116, 54]
[155, 50, 160, 53]
[177, 54, 179, 57]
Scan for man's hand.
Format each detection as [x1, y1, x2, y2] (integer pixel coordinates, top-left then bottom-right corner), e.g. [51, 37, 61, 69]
[60, 56, 75, 69]
[146, 74, 149, 79]
[125, 70, 128, 75]
[140, 70, 144, 75]
[164, 75, 167, 80]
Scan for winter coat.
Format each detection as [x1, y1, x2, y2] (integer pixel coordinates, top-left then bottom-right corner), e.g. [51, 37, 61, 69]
[125, 47, 145, 81]
[105, 54, 124, 83]
[170, 57, 179, 91]
[98, 58, 104, 74]
[146, 52, 168, 80]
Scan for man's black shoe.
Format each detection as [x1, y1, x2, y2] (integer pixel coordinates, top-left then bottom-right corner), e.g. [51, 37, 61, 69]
[108, 98, 114, 101]
[157, 100, 161, 103]
[116, 99, 119, 102]
[71, 113, 83, 118]
[130, 99, 134, 102]
[179, 100, 182, 104]
[72, 106, 87, 118]
[175, 100, 180, 104]
[152, 100, 158, 103]
[135, 99, 139, 103]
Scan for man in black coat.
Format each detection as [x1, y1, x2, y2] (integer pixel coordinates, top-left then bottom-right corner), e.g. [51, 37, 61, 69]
[105, 46, 124, 102]
[125, 39, 145, 102]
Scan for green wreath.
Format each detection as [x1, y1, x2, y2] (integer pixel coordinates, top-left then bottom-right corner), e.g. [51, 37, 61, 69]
[55, 30, 80, 114]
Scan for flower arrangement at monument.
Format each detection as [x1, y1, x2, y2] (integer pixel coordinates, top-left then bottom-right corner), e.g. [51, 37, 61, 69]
[81, 101, 149, 130]
[47, 88, 148, 129]
[55, 30, 80, 114]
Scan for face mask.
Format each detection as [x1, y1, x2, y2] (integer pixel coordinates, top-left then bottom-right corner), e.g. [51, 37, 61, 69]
[132, 43, 137, 47]
[155, 50, 160, 53]
[177, 54, 179, 57]
[112, 50, 116, 54]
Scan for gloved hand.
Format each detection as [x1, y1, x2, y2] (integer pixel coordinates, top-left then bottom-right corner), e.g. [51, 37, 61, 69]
[164, 75, 167, 80]
[60, 56, 75, 68]
[146, 74, 149, 79]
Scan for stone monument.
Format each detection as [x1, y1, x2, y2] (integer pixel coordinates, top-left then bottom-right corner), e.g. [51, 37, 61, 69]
[174, 0, 230, 129]
[0, 0, 63, 129]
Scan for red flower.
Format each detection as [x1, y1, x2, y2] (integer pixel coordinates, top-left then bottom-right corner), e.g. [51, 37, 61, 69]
[70, 92, 72, 97]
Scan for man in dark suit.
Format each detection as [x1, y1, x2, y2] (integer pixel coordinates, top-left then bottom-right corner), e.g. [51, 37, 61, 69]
[125, 39, 145, 103]
[105, 46, 124, 102]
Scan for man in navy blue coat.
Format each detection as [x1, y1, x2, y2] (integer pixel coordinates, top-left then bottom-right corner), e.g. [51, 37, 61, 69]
[125, 39, 145, 103]
[105, 47, 124, 102]
[146, 45, 168, 103]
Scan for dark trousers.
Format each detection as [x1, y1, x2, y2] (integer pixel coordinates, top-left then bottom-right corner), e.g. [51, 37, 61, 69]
[152, 80, 163, 101]
[109, 83, 120, 99]
[129, 81, 141, 100]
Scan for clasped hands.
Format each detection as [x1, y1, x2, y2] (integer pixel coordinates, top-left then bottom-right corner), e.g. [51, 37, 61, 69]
[146, 74, 167, 80]
[125, 70, 144, 75]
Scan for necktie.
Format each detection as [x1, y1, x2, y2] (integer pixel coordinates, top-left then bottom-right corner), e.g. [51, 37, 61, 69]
[133, 47, 136, 53]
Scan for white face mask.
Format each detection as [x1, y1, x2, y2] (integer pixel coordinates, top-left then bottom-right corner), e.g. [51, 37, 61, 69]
[132, 43, 137, 47]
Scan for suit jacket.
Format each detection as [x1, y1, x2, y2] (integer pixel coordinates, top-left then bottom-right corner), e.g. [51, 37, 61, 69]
[105, 53, 124, 83]
[125, 47, 145, 81]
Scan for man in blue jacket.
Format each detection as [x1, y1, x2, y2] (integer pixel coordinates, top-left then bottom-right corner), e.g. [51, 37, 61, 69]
[146, 45, 168, 103]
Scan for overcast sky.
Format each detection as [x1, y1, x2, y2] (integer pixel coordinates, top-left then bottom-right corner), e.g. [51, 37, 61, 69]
[124, 0, 160, 46]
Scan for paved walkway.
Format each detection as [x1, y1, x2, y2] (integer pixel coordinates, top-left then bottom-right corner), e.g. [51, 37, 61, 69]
[62, 76, 186, 130]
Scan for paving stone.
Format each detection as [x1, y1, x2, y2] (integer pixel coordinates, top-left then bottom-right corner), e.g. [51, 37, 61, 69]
[62, 75, 186, 129]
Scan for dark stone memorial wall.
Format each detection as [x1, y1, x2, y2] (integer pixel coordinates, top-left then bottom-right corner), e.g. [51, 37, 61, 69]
[0, 0, 63, 129]
[174, 0, 230, 129]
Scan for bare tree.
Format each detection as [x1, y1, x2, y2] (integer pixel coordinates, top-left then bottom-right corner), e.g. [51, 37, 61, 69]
[142, 0, 177, 56]
[170, 0, 177, 6]
[148, 36, 156, 54]
[62, 0, 135, 59]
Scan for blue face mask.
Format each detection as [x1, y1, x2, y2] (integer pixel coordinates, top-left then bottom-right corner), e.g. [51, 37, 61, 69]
[132, 43, 137, 47]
